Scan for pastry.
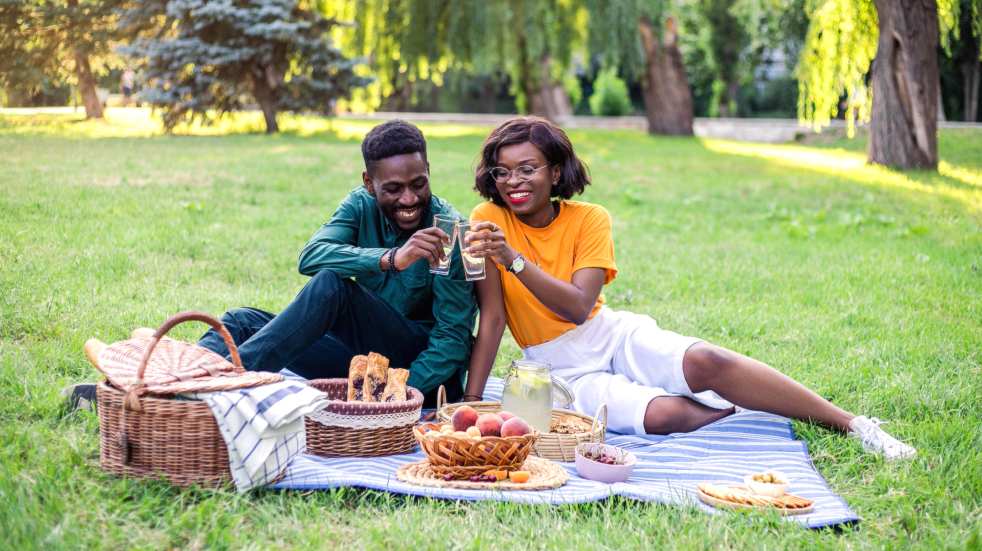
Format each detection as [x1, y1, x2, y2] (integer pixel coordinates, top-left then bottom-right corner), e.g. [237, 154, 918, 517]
[380, 368, 410, 402]
[363, 352, 389, 402]
[346, 355, 368, 401]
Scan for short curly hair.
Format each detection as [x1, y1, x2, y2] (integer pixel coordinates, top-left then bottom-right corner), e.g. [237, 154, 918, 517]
[361, 120, 428, 172]
[474, 116, 590, 206]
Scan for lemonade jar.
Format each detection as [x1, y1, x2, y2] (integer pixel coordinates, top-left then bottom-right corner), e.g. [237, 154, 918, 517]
[501, 360, 554, 432]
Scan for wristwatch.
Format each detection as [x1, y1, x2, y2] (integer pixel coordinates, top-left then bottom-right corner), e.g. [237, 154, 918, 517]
[507, 253, 526, 274]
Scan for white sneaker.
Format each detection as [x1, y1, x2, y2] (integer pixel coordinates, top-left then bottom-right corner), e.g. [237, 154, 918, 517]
[848, 416, 917, 460]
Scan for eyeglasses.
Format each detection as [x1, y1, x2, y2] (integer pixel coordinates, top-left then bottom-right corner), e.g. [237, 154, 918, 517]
[487, 164, 548, 183]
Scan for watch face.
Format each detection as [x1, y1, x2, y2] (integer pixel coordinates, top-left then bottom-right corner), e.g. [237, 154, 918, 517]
[511, 256, 525, 273]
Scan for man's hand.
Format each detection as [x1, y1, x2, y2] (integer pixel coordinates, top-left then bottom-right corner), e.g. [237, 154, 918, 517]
[393, 226, 451, 270]
[463, 221, 516, 267]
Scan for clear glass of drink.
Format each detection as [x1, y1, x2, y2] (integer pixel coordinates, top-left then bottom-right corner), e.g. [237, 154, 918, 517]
[457, 221, 486, 281]
[430, 214, 457, 275]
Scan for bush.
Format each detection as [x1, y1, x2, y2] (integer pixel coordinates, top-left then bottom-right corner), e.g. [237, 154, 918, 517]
[588, 69, 632, 117]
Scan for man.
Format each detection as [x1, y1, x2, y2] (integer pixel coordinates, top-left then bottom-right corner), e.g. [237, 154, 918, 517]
[197, 120, 476, 405]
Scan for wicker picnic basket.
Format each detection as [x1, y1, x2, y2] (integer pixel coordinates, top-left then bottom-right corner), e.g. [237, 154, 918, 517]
[413, 422, 540, 479]
[304, 378, 423, 457]
[93, 311, 282, 487]
[437, 387, 607, 462]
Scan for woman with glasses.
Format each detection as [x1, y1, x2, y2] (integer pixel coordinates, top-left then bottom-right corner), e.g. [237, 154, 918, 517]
[461, 116, 916, 460]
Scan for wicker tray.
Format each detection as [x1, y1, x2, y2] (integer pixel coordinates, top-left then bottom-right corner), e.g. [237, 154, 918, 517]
[96, 312, 247, 487]
[396, 456, 568, 490]
[436, 387, 606, 462]
[304, 378, 423, 457]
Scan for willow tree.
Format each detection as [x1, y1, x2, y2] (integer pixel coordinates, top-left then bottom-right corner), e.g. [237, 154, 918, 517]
[798, 0, 981, 170]
[323, 0, 584, 121]
[586, 0, 694, 135]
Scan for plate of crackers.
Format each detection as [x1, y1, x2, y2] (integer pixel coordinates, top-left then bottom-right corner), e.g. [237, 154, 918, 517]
[697, 475, 814, 515]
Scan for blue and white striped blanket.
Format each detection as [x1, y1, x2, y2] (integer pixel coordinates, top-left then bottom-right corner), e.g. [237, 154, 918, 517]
[272, 377, 859, 529]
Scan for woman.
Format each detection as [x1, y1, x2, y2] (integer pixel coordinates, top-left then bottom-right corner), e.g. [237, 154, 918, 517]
[462, 116, 915, 460]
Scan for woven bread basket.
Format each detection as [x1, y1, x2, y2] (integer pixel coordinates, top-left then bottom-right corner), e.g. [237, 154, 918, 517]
[96, 311, 274, 487]
[437, 387, 607, 462]
[304, 378, 423, 457]
[413, 423, 539, 479]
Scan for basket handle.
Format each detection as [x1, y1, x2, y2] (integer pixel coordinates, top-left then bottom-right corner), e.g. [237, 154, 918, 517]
[591, 403, 608, 441]
[436, 385, 447, 411]
[124, 311, 242, 411]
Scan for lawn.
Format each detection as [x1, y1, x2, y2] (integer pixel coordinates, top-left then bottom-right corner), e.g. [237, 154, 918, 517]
[1, 108, 979, 550]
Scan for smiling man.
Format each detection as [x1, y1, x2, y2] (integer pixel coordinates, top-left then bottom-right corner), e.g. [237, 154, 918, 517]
[197, 120, 476, 405]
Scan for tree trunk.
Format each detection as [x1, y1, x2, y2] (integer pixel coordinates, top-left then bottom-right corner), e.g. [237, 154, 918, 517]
[251, 73, 279, 134]
[528, 55, 572, 122]
[73, 48, 103, 119]
[869, 0, 939, 170]
[638, 16, 693, 136]
[67, 0, 102, 119]
[962, 59, 980, 122]
[719, 80, 740, 117]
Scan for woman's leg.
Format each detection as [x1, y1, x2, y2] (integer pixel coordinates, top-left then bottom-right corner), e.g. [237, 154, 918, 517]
[643, 396, 734, 435]
[682, 342, 854, 431]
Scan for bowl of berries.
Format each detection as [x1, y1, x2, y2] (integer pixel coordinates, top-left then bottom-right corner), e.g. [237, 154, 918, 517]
[574, 442, 636, 483]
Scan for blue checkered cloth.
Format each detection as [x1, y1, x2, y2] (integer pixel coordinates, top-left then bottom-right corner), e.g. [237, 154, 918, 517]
[272, 377, 859, 529]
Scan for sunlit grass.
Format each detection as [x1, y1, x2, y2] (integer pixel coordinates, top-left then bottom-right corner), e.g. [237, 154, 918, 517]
[702, 139, 982, 213]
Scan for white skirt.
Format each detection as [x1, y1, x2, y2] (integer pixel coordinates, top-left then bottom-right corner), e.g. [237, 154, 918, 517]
[523, 307, 732, 434]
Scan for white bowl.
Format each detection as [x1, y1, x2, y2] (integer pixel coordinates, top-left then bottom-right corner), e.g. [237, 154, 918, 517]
[744, 471, 789, 497]
[574, 443, 636, 483]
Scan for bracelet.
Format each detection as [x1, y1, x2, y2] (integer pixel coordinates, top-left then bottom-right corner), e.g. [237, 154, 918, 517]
[462, 393, 484, 401]
[387, 247, 400, 272]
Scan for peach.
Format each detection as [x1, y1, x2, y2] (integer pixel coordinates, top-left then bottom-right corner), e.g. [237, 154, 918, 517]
[451, 405, 480, 432]
[476, 413, 503, 437]
[465, 426, 482, 438]
[500, 416, 531, 437]
[499, 411, 516, 421]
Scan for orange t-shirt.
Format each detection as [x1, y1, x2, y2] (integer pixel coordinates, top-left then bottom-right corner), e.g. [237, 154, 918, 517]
[470, 200, 618, 349]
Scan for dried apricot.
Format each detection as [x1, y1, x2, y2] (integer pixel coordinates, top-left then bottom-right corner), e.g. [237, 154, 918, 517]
[508, 470, 530, 483]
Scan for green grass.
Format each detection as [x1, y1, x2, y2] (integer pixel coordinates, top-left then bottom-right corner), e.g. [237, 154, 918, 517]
[1, 108, 980, 550]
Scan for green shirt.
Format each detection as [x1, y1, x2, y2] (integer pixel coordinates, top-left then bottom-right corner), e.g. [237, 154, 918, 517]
[297, 187, 476, 394]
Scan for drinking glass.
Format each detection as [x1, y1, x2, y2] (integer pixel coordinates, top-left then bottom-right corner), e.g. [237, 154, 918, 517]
[457, 221, 486, 281]
[430, 215, 457, 275]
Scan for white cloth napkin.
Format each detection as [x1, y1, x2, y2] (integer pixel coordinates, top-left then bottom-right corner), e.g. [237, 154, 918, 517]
[189, 380, 328, 492]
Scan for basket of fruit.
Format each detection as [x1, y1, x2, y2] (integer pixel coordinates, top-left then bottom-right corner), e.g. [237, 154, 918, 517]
[304, 353, 423, 457]
[436, 387, 606, 462]
[413, 406, 539, 479]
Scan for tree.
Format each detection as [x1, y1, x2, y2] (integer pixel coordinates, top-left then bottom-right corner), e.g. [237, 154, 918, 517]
[693, 0, 751, 117]
[797, 0, 981, 170]
[940, 0, 982, 121]
[121, 0, 369, 134]
[0, 0, 120, 118]
[587, 0, 694, 135]
[322, 0, 584, 122]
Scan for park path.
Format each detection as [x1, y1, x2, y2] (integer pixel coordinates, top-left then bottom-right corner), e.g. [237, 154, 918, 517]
[353, 111, 982, 143]
[3, 107, 980, 143]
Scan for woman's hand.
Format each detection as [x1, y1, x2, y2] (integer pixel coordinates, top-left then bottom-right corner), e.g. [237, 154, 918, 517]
[463, 221, 516, 267]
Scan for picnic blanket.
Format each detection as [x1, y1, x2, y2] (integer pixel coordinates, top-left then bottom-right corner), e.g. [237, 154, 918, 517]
[272, 377, 859, 529]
